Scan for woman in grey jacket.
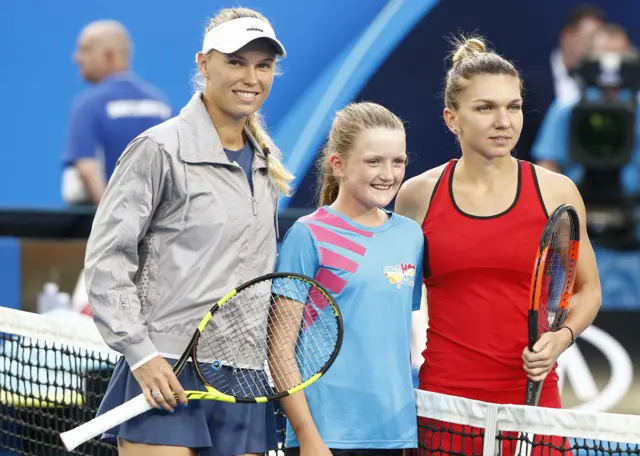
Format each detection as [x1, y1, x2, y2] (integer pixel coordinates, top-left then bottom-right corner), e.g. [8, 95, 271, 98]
[85, 7, 293, 456]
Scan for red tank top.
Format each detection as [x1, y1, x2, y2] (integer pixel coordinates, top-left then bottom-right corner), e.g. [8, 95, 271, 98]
[418, 159, 562, 407]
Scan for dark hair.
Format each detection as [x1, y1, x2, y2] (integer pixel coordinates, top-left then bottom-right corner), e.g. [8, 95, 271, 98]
[562, 4, 605, 31]
[444, 36, 522, 110]
[317, 102, 405, 206]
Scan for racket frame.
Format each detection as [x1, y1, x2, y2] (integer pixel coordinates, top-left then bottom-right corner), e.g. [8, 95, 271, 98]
[525, 204, 580, 406]
[60, 272, 343, 451]
[184, 272, 343, 403]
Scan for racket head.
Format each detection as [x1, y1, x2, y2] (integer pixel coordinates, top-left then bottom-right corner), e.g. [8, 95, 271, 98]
[528, 204, 581, 351]
[187, 272, 343, 403]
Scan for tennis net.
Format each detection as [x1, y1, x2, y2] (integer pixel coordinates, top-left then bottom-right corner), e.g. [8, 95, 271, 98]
[412, 386, 640, 455]
[2, 306, 640, 455]
[0, 306, 289, 455]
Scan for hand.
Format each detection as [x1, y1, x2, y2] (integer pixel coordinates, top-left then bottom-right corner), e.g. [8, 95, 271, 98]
[522, 329, 573, 382]
[299, 436, 333, 456]
[131, 355, 188, 412]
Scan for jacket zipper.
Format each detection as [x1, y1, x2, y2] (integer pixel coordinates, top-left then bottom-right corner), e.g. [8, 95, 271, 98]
[228, 161, 256, 216]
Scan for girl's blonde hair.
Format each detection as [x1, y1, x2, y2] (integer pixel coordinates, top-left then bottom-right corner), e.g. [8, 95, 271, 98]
[317, 102, 405, 206]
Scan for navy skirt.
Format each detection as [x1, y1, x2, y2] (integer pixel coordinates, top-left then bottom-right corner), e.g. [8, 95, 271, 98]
[97, 357, 279, 456]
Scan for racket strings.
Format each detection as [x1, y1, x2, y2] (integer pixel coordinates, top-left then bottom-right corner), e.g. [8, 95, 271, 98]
[267, 280, 338, 389]
[195, 278, 339, 399]
[539, 212, 579, 333]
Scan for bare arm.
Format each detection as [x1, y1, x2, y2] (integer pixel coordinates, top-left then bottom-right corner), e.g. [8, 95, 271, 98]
[558, 179, 602, 341]
[76, 158, 107, 205]
[536, 168, 602, 341]
[267, 296, 328, 452]
[279, 387, 323, 448]
[396, 172, 439, 373]
[523, 169, 602, 381]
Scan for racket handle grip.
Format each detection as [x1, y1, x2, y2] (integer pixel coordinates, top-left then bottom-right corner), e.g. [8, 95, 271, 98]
[525, 379, 543, 406]
[60, 393, 152, 451]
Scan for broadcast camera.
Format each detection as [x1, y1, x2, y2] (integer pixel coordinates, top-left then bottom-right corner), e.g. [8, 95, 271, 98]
[569, 45, 640, 250]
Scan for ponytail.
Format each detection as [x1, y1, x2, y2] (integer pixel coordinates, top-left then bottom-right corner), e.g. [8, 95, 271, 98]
[319, 177, 339, 206]
[246, 112, 294, 196]
[318, 156, 340, 206]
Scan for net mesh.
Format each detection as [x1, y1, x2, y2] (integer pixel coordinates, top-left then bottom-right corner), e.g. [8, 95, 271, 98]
[0, 307, 119, 455]
[2, 306, 640, 455]
[411, 388, 640, 456]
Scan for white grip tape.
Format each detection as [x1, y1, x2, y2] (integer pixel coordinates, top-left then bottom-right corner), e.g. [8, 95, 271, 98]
[60, 393, 152, 451]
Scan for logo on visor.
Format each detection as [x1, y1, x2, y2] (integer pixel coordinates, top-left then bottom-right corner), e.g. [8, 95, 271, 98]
[247, 27, 263, 32]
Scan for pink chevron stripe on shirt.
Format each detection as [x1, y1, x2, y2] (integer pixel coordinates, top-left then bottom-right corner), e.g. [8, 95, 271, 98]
[318, 247, 358, 273]
[302, 207, 374, 237]
[305, 223, 366, 256]
[315, 267, 347, 294]
[309, 286, 329, 310]
[303, 306, 318, 328]
[303, 286, 330, 328]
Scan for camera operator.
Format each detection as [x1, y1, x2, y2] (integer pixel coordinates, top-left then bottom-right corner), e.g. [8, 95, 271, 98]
[533, 24, 640, 250]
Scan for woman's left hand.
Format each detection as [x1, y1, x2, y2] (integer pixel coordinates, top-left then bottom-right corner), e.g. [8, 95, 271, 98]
[522, 328, 573, 382]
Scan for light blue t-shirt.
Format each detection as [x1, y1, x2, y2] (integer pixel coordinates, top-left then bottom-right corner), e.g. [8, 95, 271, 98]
[275, 205, 424, 450]
[531, 92, 640, 195]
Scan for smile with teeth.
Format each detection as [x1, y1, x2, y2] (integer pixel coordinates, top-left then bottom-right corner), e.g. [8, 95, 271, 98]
[371, 184, 393, 190]
[233, 91, 258, 99]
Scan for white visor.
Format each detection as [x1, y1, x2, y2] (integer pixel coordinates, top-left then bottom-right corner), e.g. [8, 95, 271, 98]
[198, 17, 286, 61]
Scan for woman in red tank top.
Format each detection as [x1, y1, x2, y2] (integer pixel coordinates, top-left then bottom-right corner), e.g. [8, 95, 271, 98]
[396, 36, 602, 455]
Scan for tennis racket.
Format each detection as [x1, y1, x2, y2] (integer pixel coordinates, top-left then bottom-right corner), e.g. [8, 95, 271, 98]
[525, 204, 580, 406]
[60, 272, 343, 451]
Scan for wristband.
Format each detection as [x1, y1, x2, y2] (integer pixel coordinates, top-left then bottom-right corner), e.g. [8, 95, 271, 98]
[557, 325, 575, 348]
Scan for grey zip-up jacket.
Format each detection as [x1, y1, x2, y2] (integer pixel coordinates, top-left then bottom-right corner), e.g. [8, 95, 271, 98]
[84, 92, 280, 370]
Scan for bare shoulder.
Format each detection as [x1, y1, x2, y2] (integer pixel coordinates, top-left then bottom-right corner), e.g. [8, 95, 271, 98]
[531, 163, 584, 214]
[395, 163, 448, 225]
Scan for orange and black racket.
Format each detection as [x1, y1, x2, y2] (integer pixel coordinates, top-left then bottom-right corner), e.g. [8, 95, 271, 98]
[525, 204, 580, 406]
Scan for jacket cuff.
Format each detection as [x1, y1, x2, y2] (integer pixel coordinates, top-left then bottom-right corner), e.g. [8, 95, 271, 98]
[122, 337, 159, 370]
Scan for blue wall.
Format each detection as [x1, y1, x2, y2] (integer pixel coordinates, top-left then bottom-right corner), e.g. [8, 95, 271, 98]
[5, 0, 639, 210]
[288, 0, 640, 207]
[0, 0, 389, 207]
[3, 0, 640, 310]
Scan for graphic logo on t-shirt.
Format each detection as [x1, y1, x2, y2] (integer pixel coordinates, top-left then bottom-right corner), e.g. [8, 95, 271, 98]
[383, 263, 416, 289]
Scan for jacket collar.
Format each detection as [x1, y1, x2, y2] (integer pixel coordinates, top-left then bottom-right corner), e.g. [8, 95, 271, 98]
[177, 91, 267, 168]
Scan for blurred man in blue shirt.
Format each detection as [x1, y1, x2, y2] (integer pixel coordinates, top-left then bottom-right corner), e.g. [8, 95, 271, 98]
[62, 20, 172, 206]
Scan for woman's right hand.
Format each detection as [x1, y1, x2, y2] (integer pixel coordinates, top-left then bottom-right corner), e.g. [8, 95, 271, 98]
[131, 355, 188, 412]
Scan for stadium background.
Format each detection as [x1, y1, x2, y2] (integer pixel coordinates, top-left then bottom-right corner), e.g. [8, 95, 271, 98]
[0, 0, 639, 427]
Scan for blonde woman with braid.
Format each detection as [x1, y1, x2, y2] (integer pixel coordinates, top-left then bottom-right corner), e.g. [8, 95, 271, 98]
[85, 7, 293, 456]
